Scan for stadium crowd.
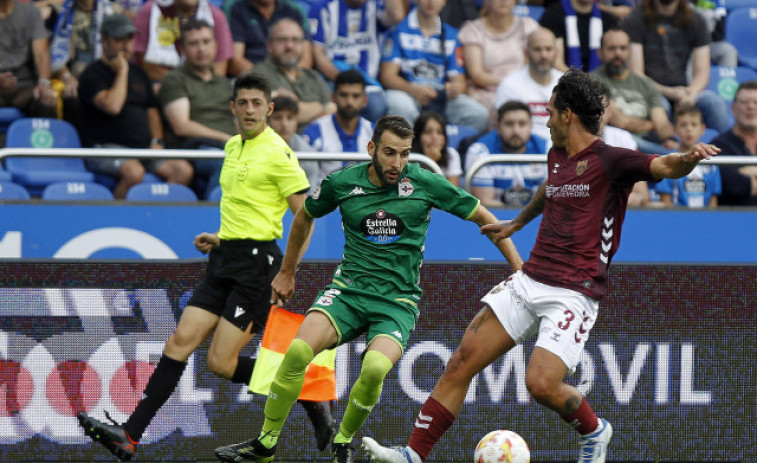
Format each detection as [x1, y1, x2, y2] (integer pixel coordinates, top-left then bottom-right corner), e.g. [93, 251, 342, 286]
[1, 0, 756, 206]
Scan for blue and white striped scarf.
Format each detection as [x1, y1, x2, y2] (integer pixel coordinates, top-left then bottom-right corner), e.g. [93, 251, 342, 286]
[562, 0, 602, 72]
[50, 0, 115, 73]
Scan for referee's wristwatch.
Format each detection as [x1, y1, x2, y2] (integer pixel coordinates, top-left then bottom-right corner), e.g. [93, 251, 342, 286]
[150, 138, 164, 146]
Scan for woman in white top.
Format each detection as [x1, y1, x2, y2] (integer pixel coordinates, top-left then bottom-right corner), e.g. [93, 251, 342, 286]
[458, 0, 539, 119]
[412, 111, 463, 186]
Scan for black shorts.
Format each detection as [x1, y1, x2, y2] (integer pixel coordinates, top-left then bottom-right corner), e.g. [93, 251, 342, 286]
[187, 239, 282, 332]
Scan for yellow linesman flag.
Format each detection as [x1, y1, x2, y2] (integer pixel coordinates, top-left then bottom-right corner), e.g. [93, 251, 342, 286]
[249, 305, 337, 401]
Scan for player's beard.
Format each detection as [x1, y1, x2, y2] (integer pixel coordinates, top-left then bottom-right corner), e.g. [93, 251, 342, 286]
[372, 149, 400, 186]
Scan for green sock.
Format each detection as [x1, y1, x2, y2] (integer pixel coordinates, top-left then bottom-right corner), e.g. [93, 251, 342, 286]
[335, 350, 393, 443]
[259, 338, 314, 449]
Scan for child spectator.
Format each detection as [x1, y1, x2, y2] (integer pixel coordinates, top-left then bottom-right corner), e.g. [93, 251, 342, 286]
[657, 104, 721, 207]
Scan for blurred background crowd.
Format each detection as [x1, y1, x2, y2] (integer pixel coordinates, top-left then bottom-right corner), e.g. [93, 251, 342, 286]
[0, 0, 755, 206]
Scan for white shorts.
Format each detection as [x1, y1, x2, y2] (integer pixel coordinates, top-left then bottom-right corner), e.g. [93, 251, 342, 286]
[481, 271, 598, 373]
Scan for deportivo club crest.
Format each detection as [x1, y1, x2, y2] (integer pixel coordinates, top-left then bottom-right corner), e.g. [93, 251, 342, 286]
[576, 160, 588, 176]
[398, 178, 414, 197]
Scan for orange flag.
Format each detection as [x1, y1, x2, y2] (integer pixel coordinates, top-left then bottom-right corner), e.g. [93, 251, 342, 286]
[249, 305, 337, 401]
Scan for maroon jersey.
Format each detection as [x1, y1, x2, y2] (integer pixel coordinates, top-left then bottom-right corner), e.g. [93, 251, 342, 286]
[522, 140, 658, 300]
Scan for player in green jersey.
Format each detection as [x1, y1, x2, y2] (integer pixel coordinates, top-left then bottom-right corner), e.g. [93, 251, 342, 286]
[213, 115, 523, 463]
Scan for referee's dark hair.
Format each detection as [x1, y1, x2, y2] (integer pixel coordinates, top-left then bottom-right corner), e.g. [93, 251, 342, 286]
[372, 115, 414, 146]
[232, 72, 272, 102]
[553, 69, 605, 136]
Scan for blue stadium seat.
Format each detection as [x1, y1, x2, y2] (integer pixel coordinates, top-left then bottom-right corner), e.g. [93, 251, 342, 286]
[207, 185, 223, 202]
[699, 128, 720, 144]
[707, 65, 757, 101]
[0, 107, 24, 133]
[706, 65, 757, 127]
[512, 4, 545, 21]
[725, 7, 757, 71]
[94, 171, 162, 191]
[0, 166, 11, 181]
[0, 181, 31, 200]
[125, 182, 199, 202]
[446, 124, 479, 150]
[42, 181, 114, 201]
[5, 118, 94, 195]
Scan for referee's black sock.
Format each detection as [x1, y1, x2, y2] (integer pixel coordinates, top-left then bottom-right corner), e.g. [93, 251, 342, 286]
[124, 355, 186, 441]
[231, 356, 256, 384]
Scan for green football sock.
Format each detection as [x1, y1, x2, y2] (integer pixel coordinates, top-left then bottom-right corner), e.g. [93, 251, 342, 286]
[259, 338, 314, 449]
[334, 350, 393, 444]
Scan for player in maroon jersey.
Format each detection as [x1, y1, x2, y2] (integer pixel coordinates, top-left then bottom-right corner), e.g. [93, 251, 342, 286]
[362, 69, 720, 463]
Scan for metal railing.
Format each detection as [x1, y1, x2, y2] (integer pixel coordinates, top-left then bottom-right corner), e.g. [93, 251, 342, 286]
[4, 147, 751, 194]
[0, 148, 443, 175]
[463, 154, 757, 192]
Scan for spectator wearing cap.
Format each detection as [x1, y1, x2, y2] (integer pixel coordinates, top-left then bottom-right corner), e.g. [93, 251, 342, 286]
[78, 13, 194, 199]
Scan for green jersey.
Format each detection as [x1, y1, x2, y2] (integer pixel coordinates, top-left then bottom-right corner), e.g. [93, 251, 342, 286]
[303, 162, 480, 302]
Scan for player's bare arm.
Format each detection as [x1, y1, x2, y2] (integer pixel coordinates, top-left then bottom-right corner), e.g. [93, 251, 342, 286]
[480, 183, 547, 242]
[272, 204, 314, 304]
[650, 142, 721, 180]
[469, 204, 524, 272]
[286, 192, 313, 266]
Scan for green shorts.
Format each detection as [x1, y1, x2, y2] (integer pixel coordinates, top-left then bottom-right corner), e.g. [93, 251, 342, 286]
[308, 285, 419, 352]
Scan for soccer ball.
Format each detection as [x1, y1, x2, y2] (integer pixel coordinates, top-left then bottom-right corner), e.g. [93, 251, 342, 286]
[474, 430, 530, 463]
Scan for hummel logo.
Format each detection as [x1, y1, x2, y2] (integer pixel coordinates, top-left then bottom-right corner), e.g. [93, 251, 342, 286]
[392, 330, 403, 340]
[234, 306, 245, 318]
[414, 412, 432, 429]
[349, 186, 365, 195]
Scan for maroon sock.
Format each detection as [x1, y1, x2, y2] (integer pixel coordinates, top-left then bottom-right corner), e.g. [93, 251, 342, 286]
[407, 397, 456, 460]
[561, 397, 599, 435]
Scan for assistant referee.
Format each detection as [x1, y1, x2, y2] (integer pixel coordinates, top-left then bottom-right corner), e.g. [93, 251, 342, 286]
[78, 72, 334, 462]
